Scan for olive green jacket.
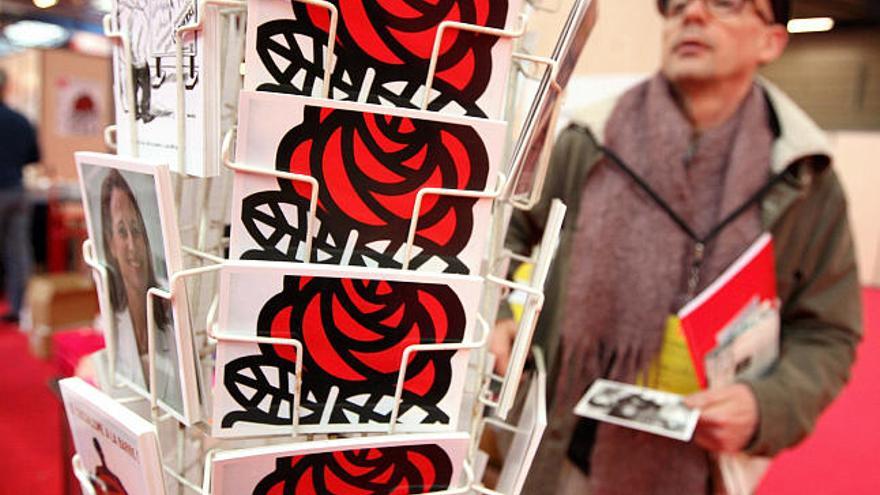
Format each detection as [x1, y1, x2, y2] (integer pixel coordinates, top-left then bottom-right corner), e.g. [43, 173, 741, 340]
[503, 79, 863, 456]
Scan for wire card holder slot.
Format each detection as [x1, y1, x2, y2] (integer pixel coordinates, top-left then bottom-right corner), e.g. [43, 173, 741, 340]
[83, 238, 222, 426]
[102, 13, 138, 154]
[210, 311, 490, 437]
[420, 16, 528, 112]
[174, 0, 247, 176]
[483, 200, 566, 420]
[471, 348, 548, 495]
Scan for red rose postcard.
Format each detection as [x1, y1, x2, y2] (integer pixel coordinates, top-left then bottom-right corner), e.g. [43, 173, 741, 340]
[210, 261, 484, 438]
[244, 0, 522, 119]
[211, 433, 469, 495]
[60, 378, 167, 495]
[229, 91, 506, 275]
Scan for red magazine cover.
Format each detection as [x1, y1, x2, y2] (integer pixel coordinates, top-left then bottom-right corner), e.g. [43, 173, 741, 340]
[678, 233, 777, 387]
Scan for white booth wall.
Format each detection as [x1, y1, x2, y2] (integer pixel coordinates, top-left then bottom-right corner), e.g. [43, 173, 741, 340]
[830, 132, 880, 286]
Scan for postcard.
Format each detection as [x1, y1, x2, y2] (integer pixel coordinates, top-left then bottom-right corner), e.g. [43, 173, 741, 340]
[61, 377, 166, 495]
[111, 0, 242, 176]
[229, 91, 506, 275]
[211, 261, 483, 437]
[244, 0, 523, 119]
[574, 379, 699, 442]
[211, 433, 469, 494]
[76, 151, 202, 425]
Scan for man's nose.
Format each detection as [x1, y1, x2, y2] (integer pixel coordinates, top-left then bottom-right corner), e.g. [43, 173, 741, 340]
[681, 0, 711, 24]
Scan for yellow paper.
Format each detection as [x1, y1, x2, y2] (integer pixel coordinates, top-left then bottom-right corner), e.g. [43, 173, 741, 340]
[509, 263, 534, 322]
[637, 315, 701, 395]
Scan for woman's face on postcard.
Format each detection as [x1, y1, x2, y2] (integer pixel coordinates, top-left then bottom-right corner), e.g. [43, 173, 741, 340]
[109, 188, 149, 293]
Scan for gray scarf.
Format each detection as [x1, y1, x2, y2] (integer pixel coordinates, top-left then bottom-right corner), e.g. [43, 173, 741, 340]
[555, 74, 773, 494]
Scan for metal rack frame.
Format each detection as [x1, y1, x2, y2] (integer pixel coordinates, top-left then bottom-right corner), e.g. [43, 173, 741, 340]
[102, 12, 139, 155]
[68, 0, 601, 492]
[469, 347, 547, 495]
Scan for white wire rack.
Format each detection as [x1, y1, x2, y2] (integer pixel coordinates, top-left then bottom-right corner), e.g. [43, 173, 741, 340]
[82, 232, 554, 495]
[470, 347, 547, 495]
[420, 16, 528, 112]
[173, 0, 247, 175]
[220, 128, 319, 263]
[102, 12, 139, 155]
[68, 0, 602, 492]
[487, 200, 565, 420]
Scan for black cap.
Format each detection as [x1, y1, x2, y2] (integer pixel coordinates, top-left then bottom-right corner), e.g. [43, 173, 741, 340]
[656, 0, 790, 25]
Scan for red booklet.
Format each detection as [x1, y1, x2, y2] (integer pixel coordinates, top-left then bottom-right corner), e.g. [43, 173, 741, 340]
[678, 233, 777, 387]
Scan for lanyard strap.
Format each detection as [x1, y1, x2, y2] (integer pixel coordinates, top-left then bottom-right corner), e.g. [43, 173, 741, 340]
[599, 145, 793, 296]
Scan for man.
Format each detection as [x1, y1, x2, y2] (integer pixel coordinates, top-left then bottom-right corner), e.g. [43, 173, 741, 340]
[0, 69, 40, 323]
[121, 0, 154, 123]
[493, 0, 862, 493]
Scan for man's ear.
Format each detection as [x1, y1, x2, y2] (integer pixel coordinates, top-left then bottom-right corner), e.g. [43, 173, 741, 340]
[758, 24, 789, 65]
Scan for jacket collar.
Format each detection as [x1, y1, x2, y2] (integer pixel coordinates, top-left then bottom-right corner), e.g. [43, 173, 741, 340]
[566, 75, 833, 176]
[759, 77, 831, 174]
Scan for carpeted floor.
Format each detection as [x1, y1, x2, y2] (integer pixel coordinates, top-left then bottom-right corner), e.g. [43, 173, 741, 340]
[757, 287, 880, 494]
[0, 319, 65, 494]
[0, 289, 877, 494]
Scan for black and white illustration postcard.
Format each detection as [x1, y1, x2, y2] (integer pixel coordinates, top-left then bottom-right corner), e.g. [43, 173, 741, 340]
[574, 379, 699, 442]
[112, 0, 205, 175]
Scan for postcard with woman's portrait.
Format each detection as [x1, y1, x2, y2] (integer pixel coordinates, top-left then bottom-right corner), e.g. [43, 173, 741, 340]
[76, 151, 201, 425]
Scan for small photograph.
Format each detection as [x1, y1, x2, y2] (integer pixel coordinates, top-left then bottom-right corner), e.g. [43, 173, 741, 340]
[76, 152, 201, 425]
[574, 379, 699, 442]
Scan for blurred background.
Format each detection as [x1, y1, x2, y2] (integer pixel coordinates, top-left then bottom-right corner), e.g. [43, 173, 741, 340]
[0, 0, 877, 493]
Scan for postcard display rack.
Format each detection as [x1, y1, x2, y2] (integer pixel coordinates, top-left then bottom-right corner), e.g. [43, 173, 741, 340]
[67, 0, 597, 494]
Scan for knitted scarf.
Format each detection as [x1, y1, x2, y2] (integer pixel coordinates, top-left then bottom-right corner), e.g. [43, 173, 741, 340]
[556, 74, 773, 494]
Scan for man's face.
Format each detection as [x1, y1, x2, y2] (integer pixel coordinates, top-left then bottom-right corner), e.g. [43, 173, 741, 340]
[661, 0, 779, 86]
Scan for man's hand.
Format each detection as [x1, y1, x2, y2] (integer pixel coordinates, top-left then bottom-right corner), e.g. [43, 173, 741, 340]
[684, 384, 759, 453]
[489, 319, 518, 375]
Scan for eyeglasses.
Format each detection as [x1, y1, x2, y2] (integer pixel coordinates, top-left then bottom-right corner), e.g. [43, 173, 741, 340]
[662, 0, 771, 24]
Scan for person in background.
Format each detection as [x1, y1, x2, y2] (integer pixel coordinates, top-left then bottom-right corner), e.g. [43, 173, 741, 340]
[0, 68, 40, 323]
[492, 0, 863, 493]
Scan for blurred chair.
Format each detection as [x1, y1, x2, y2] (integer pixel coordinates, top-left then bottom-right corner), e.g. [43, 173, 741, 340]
[46, 186, 88, 273]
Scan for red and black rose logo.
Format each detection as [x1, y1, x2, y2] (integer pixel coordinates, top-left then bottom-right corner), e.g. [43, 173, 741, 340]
[223, 275, 467, 429]
[256, 0, 510, 116]
[253, 444, 454, 495]
[240, 104, 490, 274]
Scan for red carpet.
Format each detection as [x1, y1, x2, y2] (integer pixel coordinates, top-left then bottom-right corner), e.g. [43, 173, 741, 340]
[758, 287, 880, 494]
[0, 321, 64, 494]
[0, 291, 878, 494]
